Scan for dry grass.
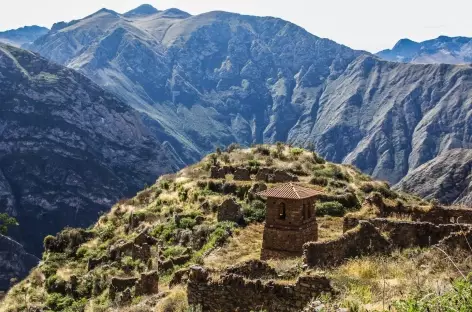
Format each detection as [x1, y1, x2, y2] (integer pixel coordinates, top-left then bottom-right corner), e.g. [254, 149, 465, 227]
[204, 224, 264, 270]
[329, 248, 472, 310]
[317, 216, 344, 241]
[154, 286, 188, 312]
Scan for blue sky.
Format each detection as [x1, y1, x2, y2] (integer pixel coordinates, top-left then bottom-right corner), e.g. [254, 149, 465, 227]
[0, 0, 470, 52]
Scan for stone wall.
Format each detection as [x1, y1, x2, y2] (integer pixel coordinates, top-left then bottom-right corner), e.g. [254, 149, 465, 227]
[419, 206, 472, 224]
[343, 217, 470, 249]
[366, 193, 472, 225]
[303, 221, 391, 267]
[187, 266, 334, 312]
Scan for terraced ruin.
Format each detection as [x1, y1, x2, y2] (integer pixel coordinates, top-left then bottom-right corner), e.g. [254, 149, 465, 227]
[2, 145, 471, 311]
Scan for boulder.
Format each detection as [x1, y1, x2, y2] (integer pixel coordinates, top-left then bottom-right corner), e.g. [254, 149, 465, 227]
[217, 198, 243, 223]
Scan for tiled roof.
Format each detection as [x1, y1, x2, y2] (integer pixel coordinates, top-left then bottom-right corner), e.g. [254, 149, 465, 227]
[256, 183, 322, 199]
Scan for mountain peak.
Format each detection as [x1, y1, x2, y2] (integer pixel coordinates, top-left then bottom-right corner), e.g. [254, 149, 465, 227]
[124, 4, 159, 17]
[392, 38, 419, 50]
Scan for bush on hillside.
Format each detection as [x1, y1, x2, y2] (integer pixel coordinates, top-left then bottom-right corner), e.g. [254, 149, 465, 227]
[243, 200, 266, 223]
[316, 201, 346, 217]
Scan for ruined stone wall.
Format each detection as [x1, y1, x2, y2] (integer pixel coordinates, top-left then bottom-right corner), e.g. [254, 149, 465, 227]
[303, 221, 390, 267]
[187, 266, 333, 312]
[419, 206, 472, 224]
[343, 218, 470, 249]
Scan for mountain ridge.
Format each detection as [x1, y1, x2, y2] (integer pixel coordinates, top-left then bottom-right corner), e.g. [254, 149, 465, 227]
[377, 35, 472, 64]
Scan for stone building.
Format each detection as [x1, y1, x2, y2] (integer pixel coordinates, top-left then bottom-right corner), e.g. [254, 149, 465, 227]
[257, 183, 321, 259]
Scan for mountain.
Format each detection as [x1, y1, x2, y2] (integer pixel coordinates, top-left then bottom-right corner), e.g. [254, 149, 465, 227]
[25, 6, 472, 200]
[377, 36, 472, 64]
[28, 5, 364, 159]
[0, 26, 49, 48]
[303, 55, 472, 185]
[0, 43, 184, 288]
[395, 149, 472, 205]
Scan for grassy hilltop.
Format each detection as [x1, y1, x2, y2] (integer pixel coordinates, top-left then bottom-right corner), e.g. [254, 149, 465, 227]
[2, 144, 470, 312]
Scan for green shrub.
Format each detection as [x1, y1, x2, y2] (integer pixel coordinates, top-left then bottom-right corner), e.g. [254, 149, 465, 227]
[46, 293, 75, 311]
[163, 245, 187, 258]
[316, 201, 345, 217]
[290, 147, 304, 157]
[248, 159, 261, 169]
[244, 200, 266, 223]
[178, 217, 197, 229]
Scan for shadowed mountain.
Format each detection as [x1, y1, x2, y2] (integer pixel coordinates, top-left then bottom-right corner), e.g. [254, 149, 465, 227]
[0, 43, 185, 289]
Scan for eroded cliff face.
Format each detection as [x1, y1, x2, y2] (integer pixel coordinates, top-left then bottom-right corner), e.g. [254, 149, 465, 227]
[395, 149, 472, 206]
[0, 43, 183, 288]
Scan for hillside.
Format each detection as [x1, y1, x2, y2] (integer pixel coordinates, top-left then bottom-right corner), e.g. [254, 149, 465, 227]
[0, 144, 432, 311]
[377, 36, 472, 64]
[0, 43, 183, 289]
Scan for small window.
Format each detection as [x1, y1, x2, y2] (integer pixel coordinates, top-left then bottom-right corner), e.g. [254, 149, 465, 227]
[307, 205, 312, 219]
[279, 202, 286, 220]
[303, 204, 307, 220]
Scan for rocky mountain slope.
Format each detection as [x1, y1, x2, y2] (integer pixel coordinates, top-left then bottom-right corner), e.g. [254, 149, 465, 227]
[28, 5, 364, 158]
[0, 43, 184, 288]
[377, 36, 472, 64]
[306, 55, 472, 185]
[25, 5, 472, 197]
[0, 144, 427, 311]
[0, 26, 49, 48]
[395, 148, 472, 205]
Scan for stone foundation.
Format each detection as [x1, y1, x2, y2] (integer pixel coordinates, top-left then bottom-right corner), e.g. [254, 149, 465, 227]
[187, 266, 334, 312]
